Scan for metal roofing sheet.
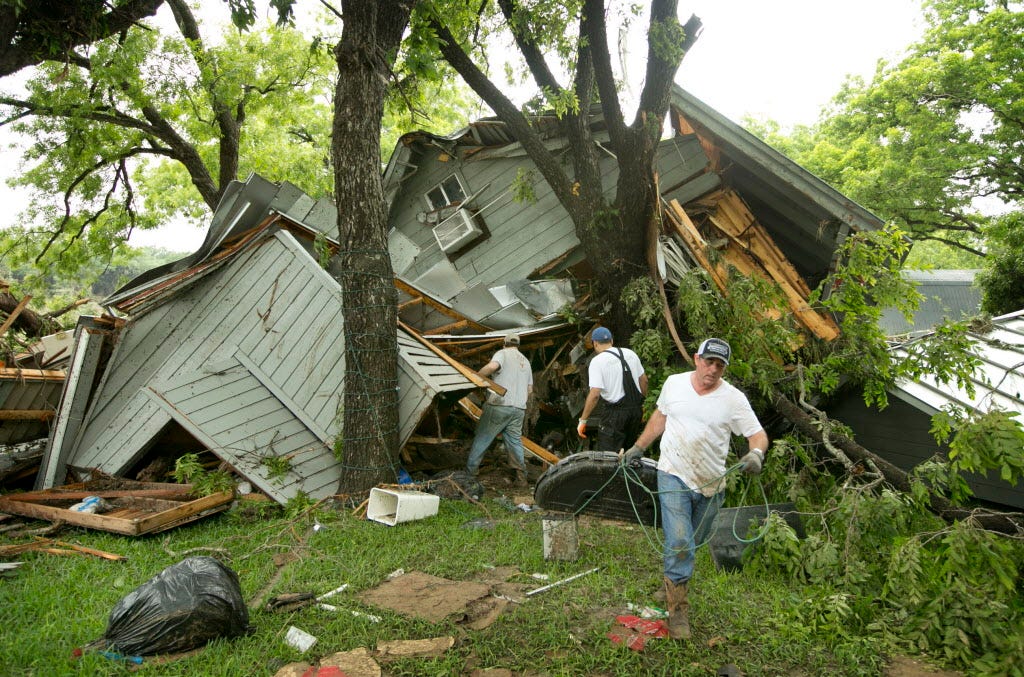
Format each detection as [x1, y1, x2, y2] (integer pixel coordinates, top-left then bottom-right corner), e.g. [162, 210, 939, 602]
[891, 309, 1024, 418]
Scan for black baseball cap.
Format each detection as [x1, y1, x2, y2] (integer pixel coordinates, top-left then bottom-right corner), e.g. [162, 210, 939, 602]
[697, 338, 731, 365]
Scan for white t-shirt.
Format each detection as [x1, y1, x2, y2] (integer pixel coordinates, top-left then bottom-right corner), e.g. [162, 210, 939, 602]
[655, 372, 762, 496]
[588, 347, 645, 404]
[485, 347, 533, 409]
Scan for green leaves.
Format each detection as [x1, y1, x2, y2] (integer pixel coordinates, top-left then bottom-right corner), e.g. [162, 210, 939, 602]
[939, 407, 1024, 487]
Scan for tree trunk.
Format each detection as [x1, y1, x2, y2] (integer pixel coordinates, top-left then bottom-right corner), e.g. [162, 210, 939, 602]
[331, 1, 411, 493]
[434, 1, 701, 340]
[771, 391, 1024, 536]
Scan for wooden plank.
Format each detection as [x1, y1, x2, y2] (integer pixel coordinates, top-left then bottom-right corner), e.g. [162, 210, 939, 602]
[0, 486, 233, 536]
[713, 189, 812, 296]
[425, 319, 470, 335]
[398, 321, 501, 394]
[709, 201, 839, 341]
[664, 200, 729, 290]
[0, 409, 53, 420]
[456, 397, 560, 465]
[666, 199, 840, 342]
[236, 352, 331, 442]
[133, 490, 234, 534]
[37, 325, 107, 489]
[0, 368, 65, 381]
[0, 294, 31, 336]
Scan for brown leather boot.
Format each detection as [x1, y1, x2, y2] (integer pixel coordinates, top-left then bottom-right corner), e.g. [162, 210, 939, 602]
[663, 576, 691, 640]
[515, 468, 528, 488]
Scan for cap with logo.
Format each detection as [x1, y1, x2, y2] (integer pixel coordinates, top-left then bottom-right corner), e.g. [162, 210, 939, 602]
[591, 327, 613, 343]
[697, 338, 731, 365]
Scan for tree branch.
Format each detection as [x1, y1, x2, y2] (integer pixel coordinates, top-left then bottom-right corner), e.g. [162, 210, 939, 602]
[429, 15, 577, 211]
[0, 0, 166, 77]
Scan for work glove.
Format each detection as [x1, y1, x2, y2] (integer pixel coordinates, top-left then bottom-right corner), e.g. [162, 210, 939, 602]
[740, 449, 764, 475]
[576, 419, 588, 438]
[620, 445, 644, 467]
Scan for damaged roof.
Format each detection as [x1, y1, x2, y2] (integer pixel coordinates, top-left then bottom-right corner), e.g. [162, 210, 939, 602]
[668, 85, 884, 287]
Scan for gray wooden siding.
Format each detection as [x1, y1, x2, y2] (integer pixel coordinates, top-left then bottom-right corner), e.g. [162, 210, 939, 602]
[64, 224, 479, 502]
[395, 330, 478, 444]
[146, 359, 338, 503]
[388, 134, 709, 301]
[71, 230, 344, 479]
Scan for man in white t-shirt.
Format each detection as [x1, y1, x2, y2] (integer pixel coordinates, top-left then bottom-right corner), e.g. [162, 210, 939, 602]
[466, 333, 534, 487]
[622, 338, 768, 640]
[577, 326, 648, 452]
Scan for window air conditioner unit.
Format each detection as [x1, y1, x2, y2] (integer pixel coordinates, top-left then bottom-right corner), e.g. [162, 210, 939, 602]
[433, 208, 482, 253]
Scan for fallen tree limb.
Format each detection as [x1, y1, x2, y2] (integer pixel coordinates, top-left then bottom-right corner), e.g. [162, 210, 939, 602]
[771, 390, 1024, 536]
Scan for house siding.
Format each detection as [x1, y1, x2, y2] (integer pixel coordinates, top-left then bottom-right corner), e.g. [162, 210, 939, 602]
[388, 134, 709, 303]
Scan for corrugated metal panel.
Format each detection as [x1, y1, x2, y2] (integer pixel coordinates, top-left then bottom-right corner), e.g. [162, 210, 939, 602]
[890, 309, 1024, 419]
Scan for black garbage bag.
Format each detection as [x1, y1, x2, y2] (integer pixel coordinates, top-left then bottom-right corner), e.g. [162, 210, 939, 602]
[101, 556, 251, 656]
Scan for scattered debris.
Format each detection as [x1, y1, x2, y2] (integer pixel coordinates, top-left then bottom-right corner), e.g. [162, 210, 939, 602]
[541, 511, 579, 561]
[266, 592, 318, 613]
[0, 537, 124, 561]
[366, 488, 440, 526]
[607, 615, 670, 651]
[626, 603, 667, 619]
[284, 626, 318, 653]
[0, 561, 25, 575]
[358, 570, 492, 624]
[376, 636, 455, 660]
[0, 479, 233, 536]
[316, 647, 382, 677]
[0, 438, 48, 486]
[525, 567, 601, 597]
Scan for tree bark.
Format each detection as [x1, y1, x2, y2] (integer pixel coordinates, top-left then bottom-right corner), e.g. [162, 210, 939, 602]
[331, 0, 411, 493]
[771, 390, 1024, 536]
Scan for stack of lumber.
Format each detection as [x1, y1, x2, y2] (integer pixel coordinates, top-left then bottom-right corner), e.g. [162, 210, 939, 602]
[663, 188, 840, 341]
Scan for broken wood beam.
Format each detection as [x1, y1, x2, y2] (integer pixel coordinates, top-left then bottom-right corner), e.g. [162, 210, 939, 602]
[425, 319, 471, 335]
[0, 367, 66, 381]
[398, 320, 505, 396]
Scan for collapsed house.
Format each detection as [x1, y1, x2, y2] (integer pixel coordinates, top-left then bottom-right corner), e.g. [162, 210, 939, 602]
[23, 86, 890, 507]
[384, 85, 882, 344]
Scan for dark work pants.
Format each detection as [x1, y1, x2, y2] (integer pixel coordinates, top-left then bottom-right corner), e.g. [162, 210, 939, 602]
[594, 404, 643, 452]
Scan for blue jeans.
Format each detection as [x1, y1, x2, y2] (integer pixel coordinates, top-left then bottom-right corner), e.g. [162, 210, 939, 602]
[658, 470, 724, 584]
[466, 404, 526, 474]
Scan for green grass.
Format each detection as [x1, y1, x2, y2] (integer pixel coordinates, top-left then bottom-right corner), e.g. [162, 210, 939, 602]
[0, 495, 908, 676]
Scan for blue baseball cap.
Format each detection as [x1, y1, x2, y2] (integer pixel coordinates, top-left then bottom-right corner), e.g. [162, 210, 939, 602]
[591, 327, 613, 343]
